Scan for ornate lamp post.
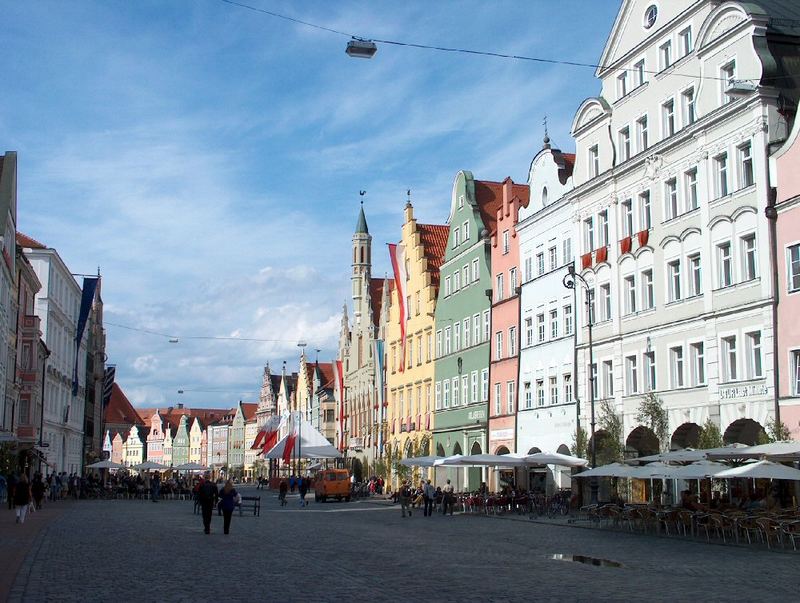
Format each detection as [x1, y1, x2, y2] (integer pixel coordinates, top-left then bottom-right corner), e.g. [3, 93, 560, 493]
[563, 264, 598, 504]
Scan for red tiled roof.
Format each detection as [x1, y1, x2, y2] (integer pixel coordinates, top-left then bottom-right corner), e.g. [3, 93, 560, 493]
[369, 277, 393, 327]
[418, 223, 448, 290]
[474, 179, 529, 235]
[316, 362, 335, 390]
[560, 153, 576, 185]
[136, 406, 233, 430]
[16, 232, 47, 249]
[104, 384, 145, 427]
[241, 402, 258, 421]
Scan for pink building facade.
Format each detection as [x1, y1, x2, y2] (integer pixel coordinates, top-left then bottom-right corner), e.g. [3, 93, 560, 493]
[146, 411, 165, 464]
[488, 177, 529, 486]
[771, 117, 800, 440]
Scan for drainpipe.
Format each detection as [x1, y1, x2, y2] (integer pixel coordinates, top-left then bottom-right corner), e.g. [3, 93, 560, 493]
[765, 186, 781, 424]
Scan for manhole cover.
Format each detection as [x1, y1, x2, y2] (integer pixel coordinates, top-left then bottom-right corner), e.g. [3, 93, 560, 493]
[551, 554, 624, 568]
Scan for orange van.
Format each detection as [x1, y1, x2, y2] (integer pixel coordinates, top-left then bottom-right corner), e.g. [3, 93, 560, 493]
[314, 469, 351, 502]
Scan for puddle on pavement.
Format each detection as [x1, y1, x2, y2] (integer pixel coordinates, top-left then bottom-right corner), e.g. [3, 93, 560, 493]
[550, 554, 624, 568]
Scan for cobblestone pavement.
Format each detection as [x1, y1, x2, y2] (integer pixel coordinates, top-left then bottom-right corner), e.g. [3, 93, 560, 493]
[7, 487, 799, 602]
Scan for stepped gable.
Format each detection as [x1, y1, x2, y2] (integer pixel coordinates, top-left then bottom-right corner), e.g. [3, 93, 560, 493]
[418, 223, 448, 289]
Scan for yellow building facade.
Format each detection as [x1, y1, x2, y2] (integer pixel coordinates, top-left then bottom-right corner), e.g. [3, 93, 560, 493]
[385, 202, 448, 486]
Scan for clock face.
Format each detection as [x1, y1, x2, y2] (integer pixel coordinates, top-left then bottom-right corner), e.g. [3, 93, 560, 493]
[644, 5, 658, 29]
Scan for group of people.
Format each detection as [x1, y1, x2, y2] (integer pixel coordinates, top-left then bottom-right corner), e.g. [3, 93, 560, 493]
[396, 478, 455, 517]
[279, 475, 310, 506]
[194, 473, 240, 535]
[4, 472, 48, 524]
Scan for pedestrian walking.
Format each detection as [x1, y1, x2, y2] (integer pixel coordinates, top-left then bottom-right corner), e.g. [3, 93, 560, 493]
[31, 475, 46, 510]
[442, 479, 454, 516]
[151, 472, 161, 502]
[14, 474, 31, 524]
[298, 476, 309, 507]
[423, 480, 435, 517]
[289, 475, 296, 493]
[219, 479, 240, 535]
[196, 473, 219, 534]
[399, 480, 412, 517]
[278, 479, 288, 506]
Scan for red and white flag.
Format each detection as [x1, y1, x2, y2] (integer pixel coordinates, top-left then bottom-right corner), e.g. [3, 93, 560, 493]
[258, 414, 282, 455]
[282, 412, 298, 464]
[388, 243, 408, 372]
[336, 359, 345, 452]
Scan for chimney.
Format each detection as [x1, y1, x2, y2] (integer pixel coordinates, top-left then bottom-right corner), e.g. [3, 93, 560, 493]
[177, 403, 184, 409]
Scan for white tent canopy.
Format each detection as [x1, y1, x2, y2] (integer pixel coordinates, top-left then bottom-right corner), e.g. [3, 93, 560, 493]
[714, 460, 800, 481]
[525, 452, 588, 467]
[575, 463, 635, 478]
[264, 418, 342, 459]
[87, 459, 125, 470]
[400, 455, 444, 468]
[709, 441, 800, 461]
[448, 453, 529, 467]
[433, 454, 464, 467]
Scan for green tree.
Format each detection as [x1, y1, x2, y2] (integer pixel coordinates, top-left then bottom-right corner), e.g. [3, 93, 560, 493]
[635, 392, 670, 452]
[571, 425, 588, 459]
[392, 458, 410, 481]
[757, 419, 791, 444]
[697, 419, 723, 449]
[597, 399, 624, 465]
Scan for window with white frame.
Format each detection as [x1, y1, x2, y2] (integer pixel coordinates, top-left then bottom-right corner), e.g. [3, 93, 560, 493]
[690, 341, 705, 386]
[564, 373, 572, 403]
[645, 351, 656, 391]
[549, 377, 558, 405]
[483, 310, 490, 341]
[717, 242, 732, 288]
[524, 256, 532, 282]
[600, 283, 611, 321]
[637, 115, 649, 152]
[443, 379, 450, 408]
[463, 221, 470, 242]
[564, 304, 573, 336]
[495, 331, 503, 361]
[603, 360, 614, 397]
[685, 167, 698, 211]
[792, 351, 800, 395]
[496, 273, 504, 302]
[617, 72, 628, 99]
[536, 379, 545, 406]
[788, 244, 800, 292]
[454, 322, 461, 352]
[502, 230, 510, 254]
[738, 142, 754, 188]
[494, 383, 501, 415]
[525, 317, 533, 346]
[746, 331, 763, 379]
[670, 346, 685, 388]
[714, 152, 729, 197]
[452, 377, 460, 406]
[537, 252, 545, 276]
[599, 210, 609, 247]
[584, 217, 595, 251]
[549, 246, 557, 271]
[682, 87, 696, 126]
[444, 276, 451, 297]
[742, 234, 757, 281]
[665, 178, 679, 220]
[509, 326, 517, 356]
[537, 313, 545, 343]
[550, 309, 558, 339]
[464, 318, 471, 348]
[473, 314, 481, 343]
[507, 381, 516, 414]
[436, 330, 442, 358]
[587, 288, 596, 324]
[524, 381, 532, 408]
[589, 145, 600, 177]
[453, 269, 461, 291]
[622, 198, 634, 237]
[640, 191, 652, 230]
[720, 59, 736, 104]
[659, 40, 672, 70]
[471, 370, 478, 402]
[624, 274, 637, 315]
[462, 265, 469, 289]
[688, 253, 702, 297]
[510, 266, 518, 293]
[679, 26, 693, 56]
[662, 99, 675, 137]
[668, 259, 681, 302]
[472, 258, 479, 282]
[453, 227, 460, 248]
[444, 327, 451, 355]
[625, 355, 639, 394]
[634, 59, 646, 87]
[563, 238, 572, 264]
[641, 269, 654, 310]
[722, 335, 738, 381]
[619, 126, 631, 161]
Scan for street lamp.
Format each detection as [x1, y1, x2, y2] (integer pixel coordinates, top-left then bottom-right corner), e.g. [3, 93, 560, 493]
[563, 263, 598, 504]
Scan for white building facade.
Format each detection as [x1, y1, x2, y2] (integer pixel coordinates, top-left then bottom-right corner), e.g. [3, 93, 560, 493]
[568, 0, 800, 456]
[22, 241, 87, 474]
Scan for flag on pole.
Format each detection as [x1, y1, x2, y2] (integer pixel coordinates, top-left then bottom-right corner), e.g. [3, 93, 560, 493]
[374, 339, 385, 453]
[335, 359, 345, 452]
[388, 243, 408, 373]
[282, 412, 297, 464]
[73, 276, 99, 396]
[260, 414, 282, 454]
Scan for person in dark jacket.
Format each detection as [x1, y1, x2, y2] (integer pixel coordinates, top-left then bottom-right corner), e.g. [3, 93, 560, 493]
[31, 475, 46, 510]
[278, 479, 288, 506]
[196, 473, 219, 534]
[298, 476, 309, 507]
[219, 479, 239, 535]
[14, 474, 31, 524]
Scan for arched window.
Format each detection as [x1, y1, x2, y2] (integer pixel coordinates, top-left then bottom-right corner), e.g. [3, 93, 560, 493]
[542, 186, 549, 205]
[360, 246, 365, 264]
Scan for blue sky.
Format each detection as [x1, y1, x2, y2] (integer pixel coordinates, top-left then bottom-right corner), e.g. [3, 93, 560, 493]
[4, 0, 619, 408]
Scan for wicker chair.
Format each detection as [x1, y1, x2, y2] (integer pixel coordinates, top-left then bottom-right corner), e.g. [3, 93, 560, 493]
[779, 520, 800, 551]
[755, 517, 783, 549]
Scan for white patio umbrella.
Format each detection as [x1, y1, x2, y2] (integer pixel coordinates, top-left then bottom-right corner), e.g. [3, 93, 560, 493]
[400, 455, 444, 468]
[627, 462, 676, 479]
[575, 463, 635, 478]
[714, 460, 800, 481]
[709, 441, 800, 462]
[86, 459, 125, 470]
[629, 448, 706, 464]
[667, 460, 729, 480]
[449, 453, 529, 467]
[134, 461, 168, 471]
[174, 462, 207, 472]
[433, 454, 464, 466]
[524, 452, 589, 467]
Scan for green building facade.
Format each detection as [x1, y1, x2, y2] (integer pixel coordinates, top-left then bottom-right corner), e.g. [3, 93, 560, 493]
[433, 170, 496, 491]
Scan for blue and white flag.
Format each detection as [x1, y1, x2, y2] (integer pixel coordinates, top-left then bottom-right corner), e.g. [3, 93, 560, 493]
[72, 276, 99, 397]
